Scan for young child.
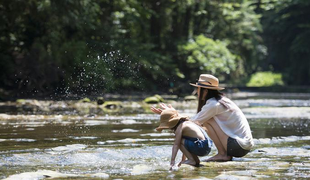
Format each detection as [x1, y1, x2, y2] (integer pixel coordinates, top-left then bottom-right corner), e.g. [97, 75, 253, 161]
[156, 109, 213, 169]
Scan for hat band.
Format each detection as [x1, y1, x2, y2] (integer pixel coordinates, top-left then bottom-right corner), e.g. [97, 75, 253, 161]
[197, 83, 217, 88]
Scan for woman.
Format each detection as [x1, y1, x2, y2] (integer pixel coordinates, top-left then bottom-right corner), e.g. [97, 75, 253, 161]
[151, 74, 254, 162]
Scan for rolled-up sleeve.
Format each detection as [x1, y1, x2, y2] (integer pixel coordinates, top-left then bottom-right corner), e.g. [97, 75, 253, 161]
[192, 98, 219, 125]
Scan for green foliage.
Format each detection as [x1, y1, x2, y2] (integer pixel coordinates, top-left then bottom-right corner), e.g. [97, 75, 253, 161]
[196, 1, 266, 77]
[247, 72, 284, 87]
[260, 0, 310, 85]
[173, 0, 265, 83]
[180, 35, 236, 76]
[0, 0, 308, 97]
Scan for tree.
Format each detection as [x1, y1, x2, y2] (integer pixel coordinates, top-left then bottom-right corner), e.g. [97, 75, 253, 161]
[261, 0, 310, 85]
[0, 0, 284, 97]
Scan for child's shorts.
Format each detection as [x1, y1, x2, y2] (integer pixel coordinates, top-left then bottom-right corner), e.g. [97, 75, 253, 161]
[227, 137, 250, 157]
[183, 136, 212, 156]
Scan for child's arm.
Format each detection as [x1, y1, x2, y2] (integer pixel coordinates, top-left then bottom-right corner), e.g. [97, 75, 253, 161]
[170, 124, 183, 169]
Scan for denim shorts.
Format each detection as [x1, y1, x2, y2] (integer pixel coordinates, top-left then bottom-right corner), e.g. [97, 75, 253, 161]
[227, 137, 250, 157]
[183, 136, 212, 156]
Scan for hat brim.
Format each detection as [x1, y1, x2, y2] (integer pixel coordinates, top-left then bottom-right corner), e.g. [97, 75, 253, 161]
[156, 116, 186, 132]
[189, 83, 225, 90]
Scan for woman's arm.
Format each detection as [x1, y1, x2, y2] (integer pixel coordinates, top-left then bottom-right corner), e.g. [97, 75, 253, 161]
[192, 99, 218, 124]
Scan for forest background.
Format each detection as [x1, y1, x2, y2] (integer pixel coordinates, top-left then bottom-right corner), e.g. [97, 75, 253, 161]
[1, 0, 310, 99]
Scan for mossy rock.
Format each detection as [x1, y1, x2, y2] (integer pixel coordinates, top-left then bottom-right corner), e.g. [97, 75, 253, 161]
[154, 94, 164, 102]
[144, 95, 164, 104]
[78, 98, 91, 103]
[184, 95, 197, 101]
[100, 101, 123, 113]
[16, 99, 26, 104]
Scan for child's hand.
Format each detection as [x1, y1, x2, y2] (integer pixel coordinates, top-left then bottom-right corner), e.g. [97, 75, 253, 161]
[159, 103, 176, 111]
[150, 103, 175, 114]
[150, 106, 162, 114]
[170, 160, 178, 171]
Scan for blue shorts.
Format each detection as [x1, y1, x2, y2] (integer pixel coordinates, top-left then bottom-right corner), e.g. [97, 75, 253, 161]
[183, 136, 212, 156]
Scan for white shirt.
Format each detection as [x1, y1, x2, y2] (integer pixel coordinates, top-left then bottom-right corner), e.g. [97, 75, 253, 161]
[192, 97, 254, 150]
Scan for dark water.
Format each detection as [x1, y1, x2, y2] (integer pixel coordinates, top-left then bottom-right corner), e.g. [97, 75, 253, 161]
[0, 98, 310, 179]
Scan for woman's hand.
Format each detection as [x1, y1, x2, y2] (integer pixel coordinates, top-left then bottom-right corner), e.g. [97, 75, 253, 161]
[150, 103, 175, 114]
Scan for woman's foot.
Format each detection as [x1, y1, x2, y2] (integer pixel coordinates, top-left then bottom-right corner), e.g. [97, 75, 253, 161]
[204, 154, 232, 162]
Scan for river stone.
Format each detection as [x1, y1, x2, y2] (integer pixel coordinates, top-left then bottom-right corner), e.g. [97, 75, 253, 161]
[2, 170, 77, 180]
[47, 144, 87, 154]
[131, 164, 153, 175]
[214, 174, 256, 180]
[89, 173, 109, 178]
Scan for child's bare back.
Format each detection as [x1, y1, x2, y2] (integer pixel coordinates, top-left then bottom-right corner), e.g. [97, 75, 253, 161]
[180, 121, 205, 140]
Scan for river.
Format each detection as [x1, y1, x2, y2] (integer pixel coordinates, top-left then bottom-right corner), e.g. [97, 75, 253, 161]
[0, 92, 309, 179]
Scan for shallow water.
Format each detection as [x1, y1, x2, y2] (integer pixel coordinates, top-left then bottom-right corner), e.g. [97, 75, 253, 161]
[0, 96, 309, 179]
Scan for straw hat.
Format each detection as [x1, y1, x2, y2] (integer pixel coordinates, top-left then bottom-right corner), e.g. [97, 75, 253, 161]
[156, 109, 185, 132]
[190, 74, 224, 90]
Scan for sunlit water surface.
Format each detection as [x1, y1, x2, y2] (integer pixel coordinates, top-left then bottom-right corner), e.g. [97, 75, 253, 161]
[0, 97, 309, 180]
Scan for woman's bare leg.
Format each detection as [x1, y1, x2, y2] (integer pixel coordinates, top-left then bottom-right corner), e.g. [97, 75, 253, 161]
[203, 118, 232, 161]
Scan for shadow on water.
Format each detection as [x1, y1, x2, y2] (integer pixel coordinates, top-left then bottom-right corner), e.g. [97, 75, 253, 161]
[0, 95, 309, 179]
